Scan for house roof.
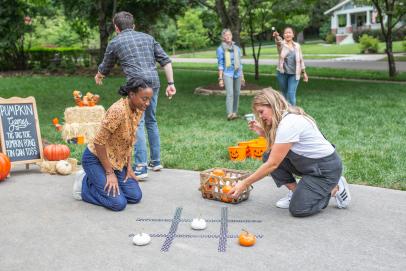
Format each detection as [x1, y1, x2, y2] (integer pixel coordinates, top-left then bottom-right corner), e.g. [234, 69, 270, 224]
[324, 0, 351, 15]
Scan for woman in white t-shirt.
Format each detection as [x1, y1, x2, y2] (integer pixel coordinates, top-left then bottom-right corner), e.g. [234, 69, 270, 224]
[229, 89, 351, 217]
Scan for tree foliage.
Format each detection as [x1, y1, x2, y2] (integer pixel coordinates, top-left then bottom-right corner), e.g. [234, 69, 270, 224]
[176, 9, 209, 52]
[0, 0, 54, 70]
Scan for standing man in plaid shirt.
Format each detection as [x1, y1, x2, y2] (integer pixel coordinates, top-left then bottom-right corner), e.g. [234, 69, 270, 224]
[95, 11, 176, 180]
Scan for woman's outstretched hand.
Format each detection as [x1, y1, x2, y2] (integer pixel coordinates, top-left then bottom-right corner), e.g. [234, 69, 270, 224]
[248, 120, 265, 136]
[272, 31, 279, 38]
[228, 181, 247, 199]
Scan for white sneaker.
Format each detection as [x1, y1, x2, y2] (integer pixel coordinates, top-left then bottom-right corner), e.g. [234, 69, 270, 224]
[72, 169, 85, 201]
[276, 190, 293, 209]
[335, 176, 351, 209]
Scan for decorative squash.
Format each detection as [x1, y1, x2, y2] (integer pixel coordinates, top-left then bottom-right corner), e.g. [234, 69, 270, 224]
[209, 168, 225, 185]
[132, 233, 151, 246]
[238, 229, 256, 247]
[191, 218, 207, 230]
[221, 185, 233, 203]
[44, 144, 70, 161]
[0, 153, 11, 181]
[56, 160, 72, 175]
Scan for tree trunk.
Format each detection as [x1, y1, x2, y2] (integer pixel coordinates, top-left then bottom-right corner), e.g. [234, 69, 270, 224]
[297, 31, 304, 44]
[254, 59, 259, 80]
[385, 8, 396, 78]
[241, 42, 246, 56]
[97, 0, 111, 64]
[215, 0, 242, 46]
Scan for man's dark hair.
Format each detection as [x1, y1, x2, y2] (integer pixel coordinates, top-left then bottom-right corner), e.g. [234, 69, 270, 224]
[113, 11, 134, 31]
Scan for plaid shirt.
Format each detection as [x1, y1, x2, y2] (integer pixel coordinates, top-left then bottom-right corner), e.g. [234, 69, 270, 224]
[98, 29, 171, 88]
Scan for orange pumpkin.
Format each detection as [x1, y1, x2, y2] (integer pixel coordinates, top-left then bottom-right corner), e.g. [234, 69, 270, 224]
[209, 168, 225, 185]
[221, 185, 233, 203]
[43, 144, 70, 161]
[0, 153, 11, 181]
[238, 229, 256, 247]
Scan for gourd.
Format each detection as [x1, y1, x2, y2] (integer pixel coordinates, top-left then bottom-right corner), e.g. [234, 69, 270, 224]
[132, 233, 151, 246]
[221, 185, 233, 203]
[191, 218, 207, 230]
[238, 229, 256, 247]
[56, 160, 72, 175]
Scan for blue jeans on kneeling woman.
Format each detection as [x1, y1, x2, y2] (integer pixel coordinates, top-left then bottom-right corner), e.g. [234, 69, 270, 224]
[81, 147, 142, 211]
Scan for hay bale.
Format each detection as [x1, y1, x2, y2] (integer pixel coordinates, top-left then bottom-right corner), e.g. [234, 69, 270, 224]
[62, 105, 105, 143]
[37, 158, 78, 175]
[64, 105, 105, 123]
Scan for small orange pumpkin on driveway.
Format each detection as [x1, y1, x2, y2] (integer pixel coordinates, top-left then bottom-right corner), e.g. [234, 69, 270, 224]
[238, 229, 256, 247]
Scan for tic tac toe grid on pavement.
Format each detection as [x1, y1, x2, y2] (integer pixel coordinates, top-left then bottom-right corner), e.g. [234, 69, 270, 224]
[0, 165, 405, 271]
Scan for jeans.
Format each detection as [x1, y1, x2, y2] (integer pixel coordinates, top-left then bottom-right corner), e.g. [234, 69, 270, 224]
[276, 71, 300, 105]
[223, 76, 241, 115]
[134, 87, 160, 166]
[81, 148, 142, 211]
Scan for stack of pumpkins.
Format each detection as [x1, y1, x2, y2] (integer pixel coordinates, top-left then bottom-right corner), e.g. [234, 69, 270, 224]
[38, 144, 76, 175]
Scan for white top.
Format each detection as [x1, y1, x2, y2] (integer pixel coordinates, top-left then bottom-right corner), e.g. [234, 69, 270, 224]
[274, 113, 335, 159]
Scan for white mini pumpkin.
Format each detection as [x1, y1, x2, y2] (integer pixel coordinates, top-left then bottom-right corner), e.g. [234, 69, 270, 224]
[132, 233, 151, 246]
[191, 218, 207, 230]
[56, 160, 72, 175]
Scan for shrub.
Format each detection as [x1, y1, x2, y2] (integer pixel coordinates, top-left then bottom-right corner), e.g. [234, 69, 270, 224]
[353, 27, 406, 42]
[359, 34, 379, 53]
[325, 33, 336, 44]
[403, 39, 406, 52]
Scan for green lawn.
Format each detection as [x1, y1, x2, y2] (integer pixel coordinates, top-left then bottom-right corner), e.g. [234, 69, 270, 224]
[175, 41, 406, 58]
[1, 71, 405, 190]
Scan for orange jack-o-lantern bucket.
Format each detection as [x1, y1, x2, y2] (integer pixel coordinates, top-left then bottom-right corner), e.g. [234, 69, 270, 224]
[238, 140, 257, 157]
[228, 146, 247, 161]
[256, 136, 267, 146]
[249, 144, 266, 160]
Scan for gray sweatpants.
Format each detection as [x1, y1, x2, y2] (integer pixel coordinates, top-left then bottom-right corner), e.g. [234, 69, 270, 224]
[264, 150, 342, 217]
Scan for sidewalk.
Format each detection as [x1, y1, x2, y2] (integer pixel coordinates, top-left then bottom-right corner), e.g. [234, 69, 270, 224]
[0, 166, 405, 271]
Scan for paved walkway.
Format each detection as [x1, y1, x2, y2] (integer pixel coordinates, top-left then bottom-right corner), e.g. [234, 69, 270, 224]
[0, 165, 405, 271]
[172, 56, 406, 72]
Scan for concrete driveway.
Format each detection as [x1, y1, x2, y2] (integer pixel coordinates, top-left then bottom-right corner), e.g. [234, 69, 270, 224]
[0, 165, 405, 271]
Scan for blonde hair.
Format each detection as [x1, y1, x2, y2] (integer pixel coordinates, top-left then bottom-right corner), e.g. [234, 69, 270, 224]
[252, 89, 316, 150]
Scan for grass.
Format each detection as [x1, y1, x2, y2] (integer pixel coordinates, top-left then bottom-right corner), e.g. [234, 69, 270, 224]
[172, 62, 406, 82]
[175, 41, 406, 58]
[0, 71, 405, 190]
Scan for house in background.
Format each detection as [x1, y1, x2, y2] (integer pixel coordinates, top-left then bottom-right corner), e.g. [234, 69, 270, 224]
[324, 0, 382, 44]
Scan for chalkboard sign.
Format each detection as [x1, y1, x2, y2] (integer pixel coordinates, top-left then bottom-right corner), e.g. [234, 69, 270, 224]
[0, 97, 43, 164]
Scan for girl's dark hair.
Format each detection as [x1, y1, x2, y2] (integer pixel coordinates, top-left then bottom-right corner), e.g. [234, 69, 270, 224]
[118, 77, 150, 96]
